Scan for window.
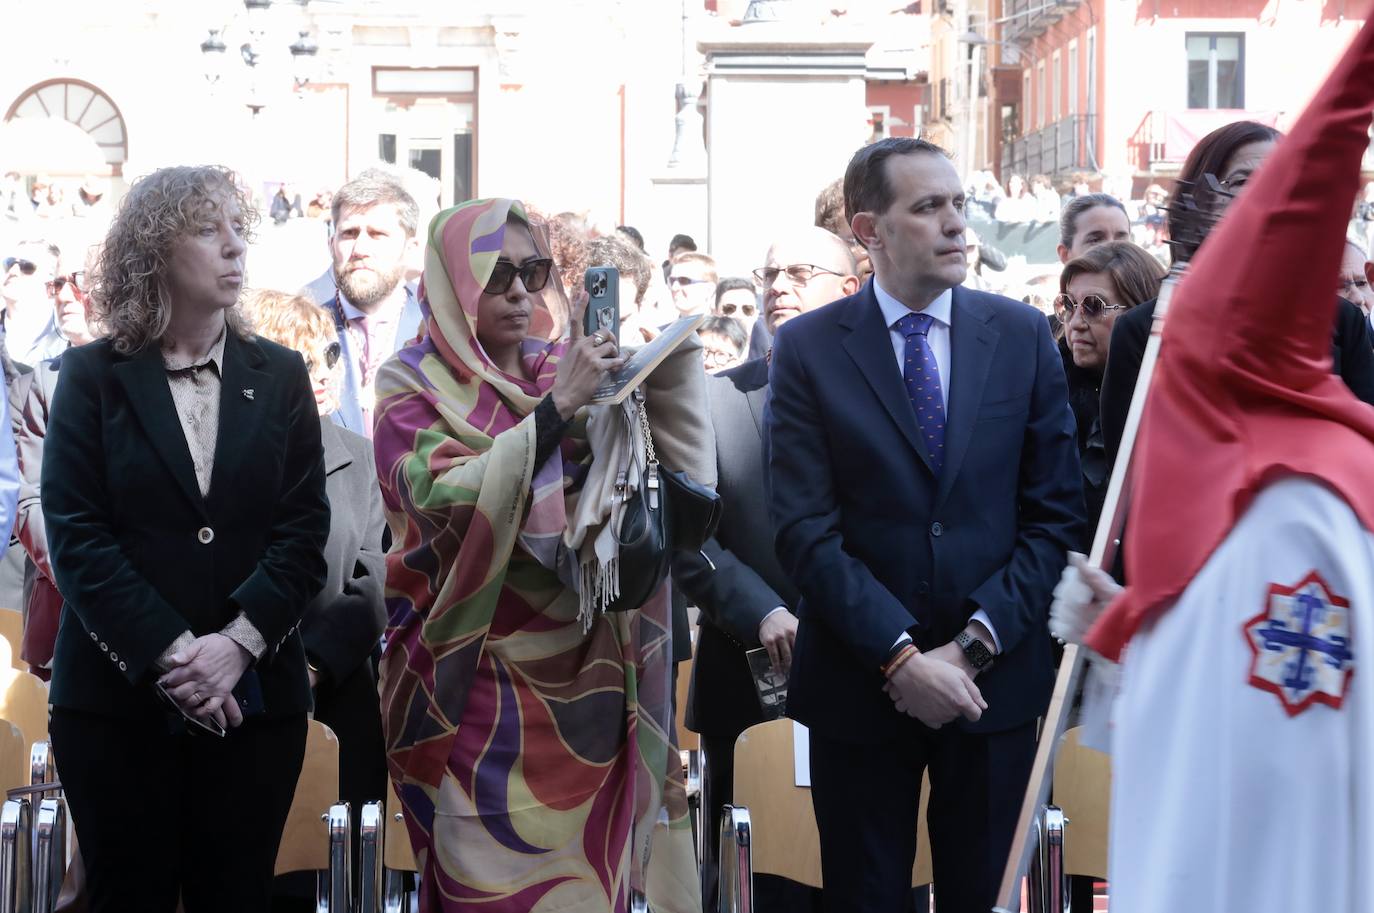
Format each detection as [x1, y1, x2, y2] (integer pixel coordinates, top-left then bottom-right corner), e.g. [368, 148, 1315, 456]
[1023, 70, 1032, 134]
[1068, 40, 1079, 116]
[1052, 51, 1062, 123]
[1187, 33, 1244, 109]
[1086, 28, 1097, 115]
[6, 79, 128, 174]
[1037, 61, 1046, 128]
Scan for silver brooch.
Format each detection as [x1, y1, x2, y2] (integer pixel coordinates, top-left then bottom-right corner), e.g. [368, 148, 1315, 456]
[242, 389, 255, 401]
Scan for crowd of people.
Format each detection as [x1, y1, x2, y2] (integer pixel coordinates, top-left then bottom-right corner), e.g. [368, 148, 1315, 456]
[0, 44, 1373, 911]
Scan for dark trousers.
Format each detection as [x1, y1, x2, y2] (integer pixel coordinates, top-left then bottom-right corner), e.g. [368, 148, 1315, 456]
[51, 706, 307, 913]
[809, 720, 1037, 913]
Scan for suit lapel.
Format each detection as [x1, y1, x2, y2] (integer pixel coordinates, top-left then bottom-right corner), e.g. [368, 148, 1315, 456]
[112, 346, 207, 515]
[397, 286, 425, 352]
[936, 286, 999, 506]
[319, 416, 354, 476]
[737, 357, 770, 437]
[208, 334, 272, 503]
[840, 285, 936, 473]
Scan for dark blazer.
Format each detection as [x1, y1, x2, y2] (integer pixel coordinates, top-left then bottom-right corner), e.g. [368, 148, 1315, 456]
[43, 334, 330, 719]
[766, 281, 1084, 741]
[1101, 295, 1374, 466]
[673, 357, 798, 738]
[304, 419, 386, 685]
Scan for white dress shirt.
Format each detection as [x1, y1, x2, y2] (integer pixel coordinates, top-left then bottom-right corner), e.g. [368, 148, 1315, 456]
[872, 280, 1002, 654]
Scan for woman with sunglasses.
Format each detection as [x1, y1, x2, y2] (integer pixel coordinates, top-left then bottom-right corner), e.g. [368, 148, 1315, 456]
[1057, 241, 1165, 534]
[374, 198, 700, 912]
[243, 289, 388, 909]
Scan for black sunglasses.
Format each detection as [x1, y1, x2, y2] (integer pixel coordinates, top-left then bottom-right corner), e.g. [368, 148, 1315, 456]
[484, 258, 553, 296]
[3, 258, 37, 276]
[1054, 292, 1128, 320]
[45, 271, 85, 295]
[305, 341, 342, 373]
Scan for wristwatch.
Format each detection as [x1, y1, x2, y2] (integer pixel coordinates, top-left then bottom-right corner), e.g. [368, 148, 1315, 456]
[955, 630, 995, 672]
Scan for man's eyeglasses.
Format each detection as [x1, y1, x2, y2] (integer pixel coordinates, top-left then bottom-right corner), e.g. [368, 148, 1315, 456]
[719, 301, 757, 318]
[1339, 276, 1370, 298]
[305, 341, 342, 373]
[3, 258, 37, 276]
[668, 276, 711, 288]
[484, 258, 553, 296]
[752, 264, 843, 287]
[1054, 293, 1128, 320]
[45, 271, 85, 295]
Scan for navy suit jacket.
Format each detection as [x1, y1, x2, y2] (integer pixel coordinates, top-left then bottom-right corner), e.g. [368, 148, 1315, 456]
[765, 281, 1084, 742]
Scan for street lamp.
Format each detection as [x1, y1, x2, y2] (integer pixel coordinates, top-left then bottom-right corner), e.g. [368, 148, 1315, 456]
[198, 0, 318, 113]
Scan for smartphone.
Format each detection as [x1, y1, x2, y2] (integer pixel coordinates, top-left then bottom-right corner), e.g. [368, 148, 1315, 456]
[583, 266, 620, 340]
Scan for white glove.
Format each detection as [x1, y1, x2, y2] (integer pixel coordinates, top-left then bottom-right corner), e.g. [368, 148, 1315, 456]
[1049, 551, 1123, 645]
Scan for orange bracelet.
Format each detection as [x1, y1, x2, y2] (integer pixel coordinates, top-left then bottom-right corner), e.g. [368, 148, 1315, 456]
[882, 643, 920, 678]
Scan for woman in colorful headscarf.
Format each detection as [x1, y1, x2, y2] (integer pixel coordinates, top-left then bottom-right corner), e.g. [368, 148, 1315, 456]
[373, 198, 701, 912]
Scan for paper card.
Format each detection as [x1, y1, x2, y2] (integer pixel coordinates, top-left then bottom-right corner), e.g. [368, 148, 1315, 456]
[793, 721, 811, 788]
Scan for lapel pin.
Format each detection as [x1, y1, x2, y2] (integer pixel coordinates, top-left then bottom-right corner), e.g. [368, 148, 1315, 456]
[242, 389, 255, 401]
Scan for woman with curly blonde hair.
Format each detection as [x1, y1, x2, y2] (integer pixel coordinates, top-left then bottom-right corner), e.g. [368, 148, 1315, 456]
[43, 164, 330, 911]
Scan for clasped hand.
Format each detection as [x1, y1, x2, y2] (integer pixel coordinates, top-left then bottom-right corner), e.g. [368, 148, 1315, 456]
[159, 633, 252, 730]
[883, 643, 987, 728]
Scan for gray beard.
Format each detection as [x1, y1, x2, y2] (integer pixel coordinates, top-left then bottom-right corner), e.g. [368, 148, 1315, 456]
[335, 263, 405, 309]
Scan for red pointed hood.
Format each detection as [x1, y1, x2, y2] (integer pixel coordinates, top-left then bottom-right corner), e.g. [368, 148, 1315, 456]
[1087, 19, 1374, 660]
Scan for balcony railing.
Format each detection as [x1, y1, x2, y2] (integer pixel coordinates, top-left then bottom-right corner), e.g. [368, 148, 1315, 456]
[1002, 0, 1083, 44]
[1128, 109, 1285, 173]
[1001, 114, 1097, 179]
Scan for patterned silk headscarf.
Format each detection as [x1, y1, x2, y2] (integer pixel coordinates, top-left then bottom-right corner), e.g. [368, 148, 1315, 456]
[372, 199, 697, 911]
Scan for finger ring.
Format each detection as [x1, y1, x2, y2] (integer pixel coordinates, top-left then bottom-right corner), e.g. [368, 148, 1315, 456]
[192, 691, 203, 704]
[592, 332, 606, 346]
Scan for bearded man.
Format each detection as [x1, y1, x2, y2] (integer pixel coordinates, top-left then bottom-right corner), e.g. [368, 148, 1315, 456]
[320, 170, 424, 436]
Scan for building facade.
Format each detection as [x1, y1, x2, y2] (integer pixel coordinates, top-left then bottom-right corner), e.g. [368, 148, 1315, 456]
[985, 0, 1371, 192]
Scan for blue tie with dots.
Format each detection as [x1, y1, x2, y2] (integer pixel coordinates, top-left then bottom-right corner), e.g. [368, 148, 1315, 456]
[894, 312, 946, 476]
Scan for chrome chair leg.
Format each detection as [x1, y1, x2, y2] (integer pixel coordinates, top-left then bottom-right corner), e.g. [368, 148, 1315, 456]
[33, 799, 65, 913]
[1026, 812, 1046, 913]
[359, 801, 383, 913]
[717, 805, 752, 913]
[1043, 806, 1067, 913]
[317, 803, 350, 913]
[0, 799, 32, 913]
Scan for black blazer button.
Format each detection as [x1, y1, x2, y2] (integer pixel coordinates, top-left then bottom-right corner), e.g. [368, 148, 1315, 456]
[197, 527, 215, 545]
[930, 521, 944, 537]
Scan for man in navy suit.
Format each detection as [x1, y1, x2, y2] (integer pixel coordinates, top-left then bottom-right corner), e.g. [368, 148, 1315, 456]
[765, 137, 1083, 913]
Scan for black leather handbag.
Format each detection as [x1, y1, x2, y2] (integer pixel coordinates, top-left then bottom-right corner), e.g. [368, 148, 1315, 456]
[604, 392, 721, 613]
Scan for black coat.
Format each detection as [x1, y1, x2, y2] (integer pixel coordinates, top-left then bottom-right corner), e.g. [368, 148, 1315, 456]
[43, 334, 329, 719]
[1101, 295, 1374, 466]
[672, 356, 798, 739]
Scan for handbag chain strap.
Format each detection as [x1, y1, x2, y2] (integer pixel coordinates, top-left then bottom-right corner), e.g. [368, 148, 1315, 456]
[633, 388, 661, 508]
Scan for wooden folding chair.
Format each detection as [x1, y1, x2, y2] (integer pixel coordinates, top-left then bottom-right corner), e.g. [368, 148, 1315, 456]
[0, 669, 49, 751]
[721, 719, 932, 908]
[0, 612, 23, 673]
[274, 719, 350, 912]
[0, 720, 31, 912]
[1053, 727, 1111, 893]
[674, 649, 705, 877]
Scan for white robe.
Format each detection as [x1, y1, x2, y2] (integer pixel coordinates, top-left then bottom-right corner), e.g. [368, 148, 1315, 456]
[1109, 477, 1374, 912]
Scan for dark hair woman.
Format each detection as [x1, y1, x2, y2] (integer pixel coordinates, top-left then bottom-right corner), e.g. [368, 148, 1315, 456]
[42, 164, 330, 910]
[1099, 120, 1374, 473]
[1057, 242, 1166, 532]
